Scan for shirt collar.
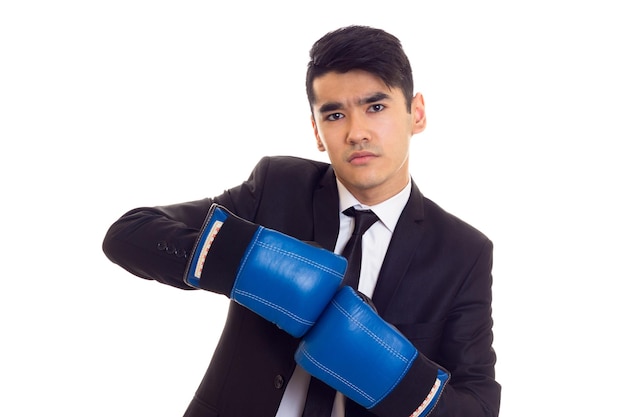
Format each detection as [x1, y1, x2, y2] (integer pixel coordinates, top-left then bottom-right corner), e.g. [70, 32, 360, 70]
[336, 180, 411, 233]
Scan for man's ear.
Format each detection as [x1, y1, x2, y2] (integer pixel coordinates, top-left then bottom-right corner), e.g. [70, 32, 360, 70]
[412, 93, 427, 134]
[311, 116, 326, 152]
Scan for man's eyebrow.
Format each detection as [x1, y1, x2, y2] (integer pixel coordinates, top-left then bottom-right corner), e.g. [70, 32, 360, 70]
[318, 92, 391, 114]
[318, 102, 343, 114]
[358, 92, 391, 105]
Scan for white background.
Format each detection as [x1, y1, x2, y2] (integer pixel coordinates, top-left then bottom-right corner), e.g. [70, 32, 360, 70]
[1, 1, 624, 416]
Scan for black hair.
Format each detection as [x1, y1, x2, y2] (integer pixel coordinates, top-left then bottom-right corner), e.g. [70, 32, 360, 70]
[306, 25, 414, 112]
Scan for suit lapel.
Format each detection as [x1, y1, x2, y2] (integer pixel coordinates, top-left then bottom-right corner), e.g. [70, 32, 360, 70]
[312, 166, 340, 252]
[372, 182, 426, 316]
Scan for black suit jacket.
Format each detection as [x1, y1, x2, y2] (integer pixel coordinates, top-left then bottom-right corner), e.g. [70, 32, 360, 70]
[103, 156, 500, 417]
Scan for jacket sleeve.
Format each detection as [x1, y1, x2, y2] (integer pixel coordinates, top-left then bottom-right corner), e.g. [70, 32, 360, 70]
[102, 198, 212, 290]
[101, 157, 273, 291]
[427, 239, 501, 417]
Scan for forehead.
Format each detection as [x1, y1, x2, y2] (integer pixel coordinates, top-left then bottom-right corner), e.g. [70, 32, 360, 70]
[311, 70, 400, 106]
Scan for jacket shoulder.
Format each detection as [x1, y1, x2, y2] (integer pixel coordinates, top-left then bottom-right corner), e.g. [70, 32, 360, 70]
[422, 196, 492, 249]
[255, 155, 330, 177]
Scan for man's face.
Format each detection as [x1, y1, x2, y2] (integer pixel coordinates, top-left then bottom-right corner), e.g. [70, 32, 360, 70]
[311, 70, 426, 205]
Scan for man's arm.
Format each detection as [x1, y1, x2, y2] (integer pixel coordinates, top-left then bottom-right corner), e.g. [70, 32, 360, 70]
[429, 239, 500, 417]
[101, 157, 272, 291]
[102, 199, 213, 290]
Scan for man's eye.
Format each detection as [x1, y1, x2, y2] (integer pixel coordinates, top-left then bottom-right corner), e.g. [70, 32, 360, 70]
[369, 104, 385, 112]
[327, 113, 344, 121]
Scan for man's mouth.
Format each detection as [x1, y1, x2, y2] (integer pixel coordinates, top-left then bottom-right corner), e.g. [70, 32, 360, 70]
[348, 151, 377, 164]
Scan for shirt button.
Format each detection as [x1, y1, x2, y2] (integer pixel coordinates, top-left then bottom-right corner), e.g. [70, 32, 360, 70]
[274, 374, 284, 389]
[157, 241, 167, 251]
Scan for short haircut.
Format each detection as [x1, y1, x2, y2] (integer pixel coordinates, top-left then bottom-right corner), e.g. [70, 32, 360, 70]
[306, 25, 414, 113]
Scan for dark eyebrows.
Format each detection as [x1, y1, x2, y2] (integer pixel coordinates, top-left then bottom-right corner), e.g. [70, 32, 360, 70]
[318, 102, 343, 114]
[317, 92, 391, 114]
[359, 92, 391, 105]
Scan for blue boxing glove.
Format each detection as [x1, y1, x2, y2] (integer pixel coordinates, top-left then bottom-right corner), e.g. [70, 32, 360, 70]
[295, 287, 449, 417]
[184, 203, 347, 338]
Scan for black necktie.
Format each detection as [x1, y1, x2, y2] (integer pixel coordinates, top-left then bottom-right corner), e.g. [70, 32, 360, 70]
[340, 207, 379, 289]
[301, 207, 379, 417]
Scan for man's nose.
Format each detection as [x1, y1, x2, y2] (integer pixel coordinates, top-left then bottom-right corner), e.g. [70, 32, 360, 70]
[346, 113, 370, 144]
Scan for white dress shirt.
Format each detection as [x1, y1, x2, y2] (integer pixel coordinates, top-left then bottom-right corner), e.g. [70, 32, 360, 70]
[275, 179, 411, 417]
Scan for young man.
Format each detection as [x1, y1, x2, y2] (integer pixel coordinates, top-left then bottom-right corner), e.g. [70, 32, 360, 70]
[103, 25, 500, 417]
